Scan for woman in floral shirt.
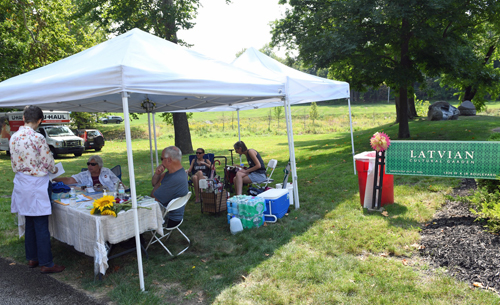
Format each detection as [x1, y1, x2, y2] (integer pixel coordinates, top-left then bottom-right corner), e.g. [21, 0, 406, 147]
[10, 105, 65, 274]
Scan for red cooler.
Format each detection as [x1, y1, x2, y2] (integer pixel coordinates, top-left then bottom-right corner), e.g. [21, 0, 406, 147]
[354, 151, 394, 207]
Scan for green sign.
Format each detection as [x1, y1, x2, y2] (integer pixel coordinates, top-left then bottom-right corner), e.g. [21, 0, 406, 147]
[385, 141, 500, 179]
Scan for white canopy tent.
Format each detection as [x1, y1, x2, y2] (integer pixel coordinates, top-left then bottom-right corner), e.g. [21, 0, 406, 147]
[0, 29, 285, 291]
[230, 48, 354, 211]
[169, 48, 354, 211]
[184, 48, 354, 210]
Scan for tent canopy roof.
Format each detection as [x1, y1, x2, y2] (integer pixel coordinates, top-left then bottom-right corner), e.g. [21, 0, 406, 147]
[186, 47, 350, 112]
[233, 47, 349, 104]
[0, 29, 284, 113]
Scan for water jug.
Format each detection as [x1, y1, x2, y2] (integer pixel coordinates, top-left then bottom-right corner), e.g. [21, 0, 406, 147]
[230, 216, 243, 235]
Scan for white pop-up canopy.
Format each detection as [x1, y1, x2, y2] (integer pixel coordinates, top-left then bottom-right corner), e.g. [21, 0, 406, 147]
[192, 47, 351, 111]
[0, 29, 285, 291]
[221, 48, 354, 210]
[172, 48, 354, 211]
[0, 30, 283, 112]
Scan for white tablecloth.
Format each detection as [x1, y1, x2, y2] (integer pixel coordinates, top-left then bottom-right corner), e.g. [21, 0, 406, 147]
[18, 196, 163, 275]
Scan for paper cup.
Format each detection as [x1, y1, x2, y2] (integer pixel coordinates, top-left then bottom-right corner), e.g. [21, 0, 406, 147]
[276, 183, 282, 189]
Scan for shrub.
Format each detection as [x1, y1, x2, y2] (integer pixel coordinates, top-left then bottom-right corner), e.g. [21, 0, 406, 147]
[469, 184, 500, 233]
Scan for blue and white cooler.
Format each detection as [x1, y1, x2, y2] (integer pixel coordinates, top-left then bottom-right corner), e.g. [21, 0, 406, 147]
[259, 189, 289, 223]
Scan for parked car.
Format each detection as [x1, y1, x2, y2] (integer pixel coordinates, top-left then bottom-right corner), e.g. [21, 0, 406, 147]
[74, 129, 105, 151]
[99, 115, 123, 124]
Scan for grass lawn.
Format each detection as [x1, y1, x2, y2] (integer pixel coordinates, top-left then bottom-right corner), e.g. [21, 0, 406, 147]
[0, 102, 499, 304]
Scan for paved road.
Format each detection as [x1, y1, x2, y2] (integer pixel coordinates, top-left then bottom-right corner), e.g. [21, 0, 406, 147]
[0, 256, 107, 305]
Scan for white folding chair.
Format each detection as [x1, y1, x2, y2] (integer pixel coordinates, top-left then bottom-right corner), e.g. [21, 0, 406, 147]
[146, 191, 192, 256]
[253, 159, 278, 189]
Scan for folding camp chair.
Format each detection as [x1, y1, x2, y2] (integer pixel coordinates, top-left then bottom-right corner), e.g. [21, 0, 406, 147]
[252, 159, 278, 189]
[110, 165, 122, 180]
[146, 192, 192, 256]
[188, 153, 215, 193]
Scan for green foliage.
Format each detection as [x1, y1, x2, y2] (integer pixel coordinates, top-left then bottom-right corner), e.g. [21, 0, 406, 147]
[469, 186, 500, 233]
[70, 112, 99, 129]
[414, 95, 431, 117]
[0, 0, 106, 81]
[309, 102, 319, 124]
[273, 106, 283, 128]
[272, 0, 500, 137]
[158, 112, 193, 125]
[73, 0, 227, 45]
[476, 179, 500, 193]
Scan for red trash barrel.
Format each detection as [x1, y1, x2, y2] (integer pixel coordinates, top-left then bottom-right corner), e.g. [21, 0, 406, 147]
[354, 151, 394, 207]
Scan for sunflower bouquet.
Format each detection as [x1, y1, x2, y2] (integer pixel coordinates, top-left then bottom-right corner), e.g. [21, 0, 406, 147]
[90, 195, 150, 217]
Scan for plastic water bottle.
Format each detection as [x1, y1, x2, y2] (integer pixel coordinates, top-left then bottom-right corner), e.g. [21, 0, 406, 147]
[118, 182, 125, 199]
[230, 216, 243, 235]
[233, 201, 239, 216]
[69, 187, 76, 205]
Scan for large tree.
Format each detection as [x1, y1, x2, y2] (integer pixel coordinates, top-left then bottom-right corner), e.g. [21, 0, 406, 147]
[438, 22, 500, 111]
[0, 0, 105, 81]
[272, 0, 500, 138]
[75, 0, 230, 154]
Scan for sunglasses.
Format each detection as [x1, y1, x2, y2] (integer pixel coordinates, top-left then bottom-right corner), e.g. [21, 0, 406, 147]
[87, 162, 98, 166]
[196, 152, 203, 154]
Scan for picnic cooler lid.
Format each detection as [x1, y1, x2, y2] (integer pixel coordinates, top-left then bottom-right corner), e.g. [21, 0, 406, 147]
[259, 188, 289, 199]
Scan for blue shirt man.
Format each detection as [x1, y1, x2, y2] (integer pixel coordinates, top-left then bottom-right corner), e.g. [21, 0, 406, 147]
[151, 146, 188, 227]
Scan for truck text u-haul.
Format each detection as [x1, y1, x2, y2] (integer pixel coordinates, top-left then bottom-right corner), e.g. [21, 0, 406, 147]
[0, 111, 84, 157]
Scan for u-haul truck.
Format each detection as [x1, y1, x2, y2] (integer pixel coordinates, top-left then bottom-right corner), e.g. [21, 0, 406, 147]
[0, 111, 84, 157]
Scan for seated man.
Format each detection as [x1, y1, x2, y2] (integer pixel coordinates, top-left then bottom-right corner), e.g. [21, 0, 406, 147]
[53, 155, 120, 191]
[151, 146, 189, 227]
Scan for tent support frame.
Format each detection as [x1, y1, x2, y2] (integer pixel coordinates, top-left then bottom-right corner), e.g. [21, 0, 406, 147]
[122, 91, 145, 291]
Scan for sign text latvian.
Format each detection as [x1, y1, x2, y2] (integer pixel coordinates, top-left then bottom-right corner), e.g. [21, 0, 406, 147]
[385, 141, 500, 179]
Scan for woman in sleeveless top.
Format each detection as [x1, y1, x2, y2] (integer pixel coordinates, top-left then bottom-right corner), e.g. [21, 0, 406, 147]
[233, 141, 267, 195]
[187, 148, 212, 203]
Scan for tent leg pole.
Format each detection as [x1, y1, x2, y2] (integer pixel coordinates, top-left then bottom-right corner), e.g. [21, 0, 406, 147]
[148, 113, 154, 176]
[348, 98, 356, 175]
[152, 112, 159, 168]
[237, 109, 242, 165]
[284, 77, 300, 209]
[122, 91, 145, 292]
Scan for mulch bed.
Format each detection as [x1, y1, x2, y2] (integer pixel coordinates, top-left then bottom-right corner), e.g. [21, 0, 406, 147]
[419, 179, 500, 292]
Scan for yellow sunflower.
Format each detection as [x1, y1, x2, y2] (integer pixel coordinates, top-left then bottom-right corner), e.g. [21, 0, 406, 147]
[93, 195, 115, 212]
[101, 209, 117, 217]
[90, 207, 98, 215]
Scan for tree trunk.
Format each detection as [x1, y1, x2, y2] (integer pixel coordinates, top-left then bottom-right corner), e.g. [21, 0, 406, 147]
[398, 18, 411, 139]
[173, 112, 193, 154]
[395, 95, 400, 123]
[463, 45, 495, 101]
[408, 91, 417, 118]
[463, 85, 477, 101]
[163, 0, 193, 153]
[398, 86, 410, 138]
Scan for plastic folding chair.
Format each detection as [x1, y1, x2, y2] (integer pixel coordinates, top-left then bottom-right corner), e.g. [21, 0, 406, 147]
[253, 159, 278, 189]
[146, 192, 192, 256]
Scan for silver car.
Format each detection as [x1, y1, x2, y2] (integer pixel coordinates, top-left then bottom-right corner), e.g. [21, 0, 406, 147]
[100, 115, 123, 124]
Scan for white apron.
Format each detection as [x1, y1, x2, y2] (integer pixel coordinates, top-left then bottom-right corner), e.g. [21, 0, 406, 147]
[11, 172, 51, 216]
